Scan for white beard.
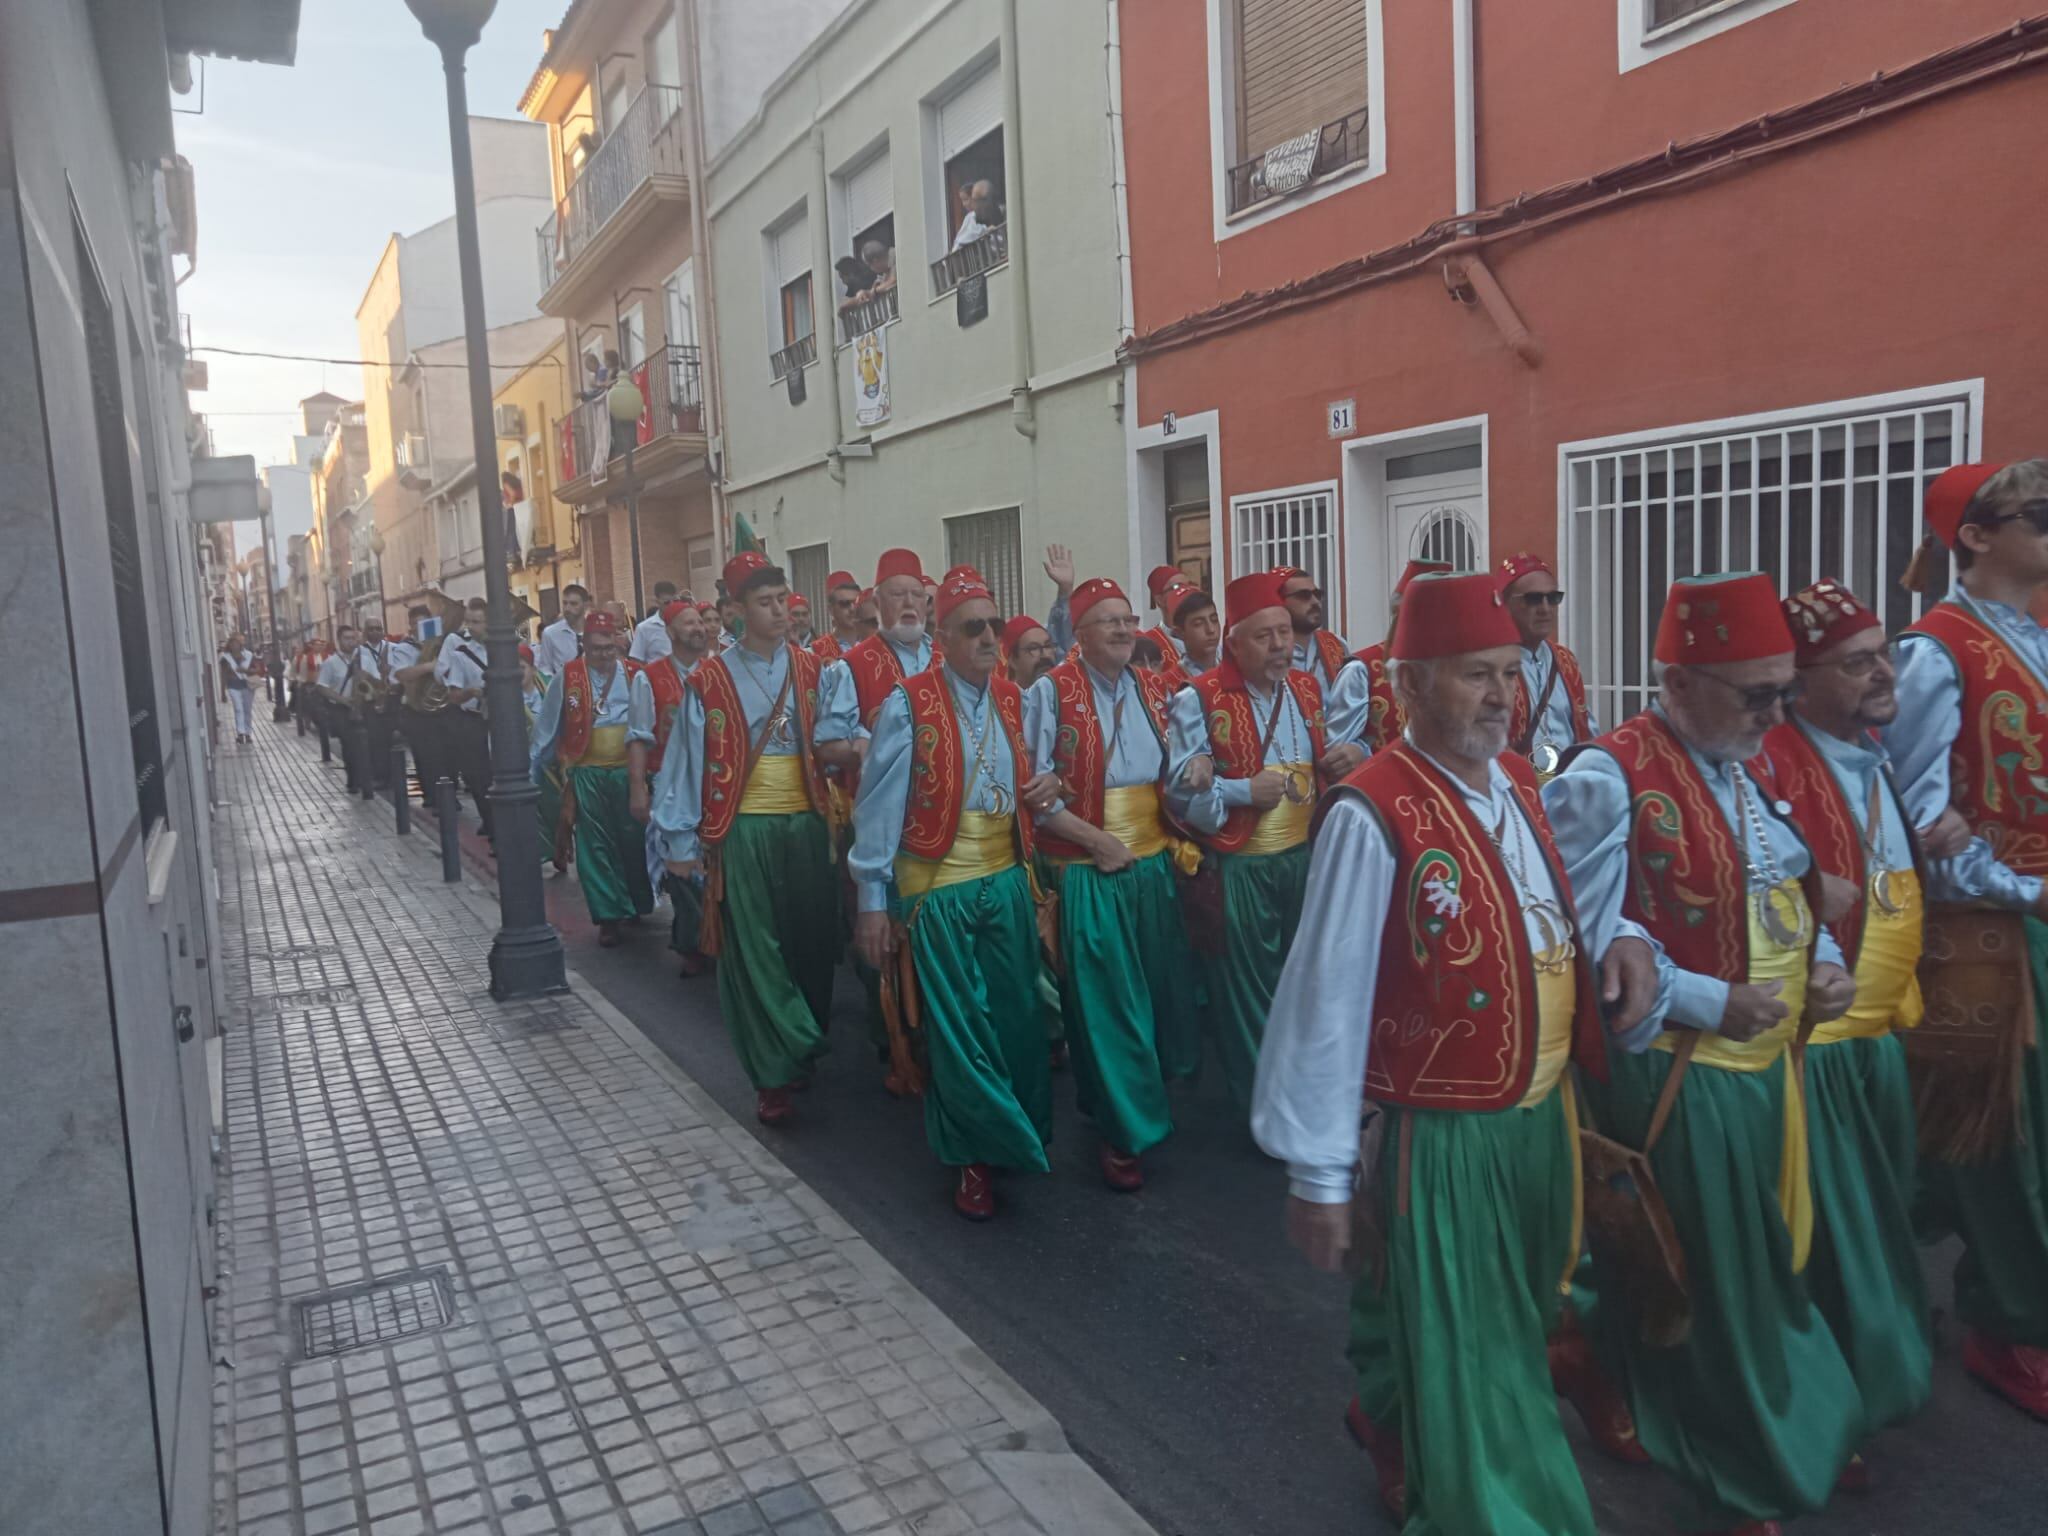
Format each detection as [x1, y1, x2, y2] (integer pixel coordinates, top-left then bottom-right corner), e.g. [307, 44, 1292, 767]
[886, 617, 926, 649]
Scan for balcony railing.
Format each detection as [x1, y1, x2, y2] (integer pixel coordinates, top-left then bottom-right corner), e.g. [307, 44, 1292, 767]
[928, 223, 1007, 296]
[562, 344, 706, 484]
[1225, 105, 1371, 216]
[769, 332, 818, 383]
[838, 283, 900, 345]
[536, 83, 687, 293]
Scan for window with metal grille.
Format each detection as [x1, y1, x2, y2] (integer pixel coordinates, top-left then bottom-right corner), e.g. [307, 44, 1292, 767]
[786, 543, 830, 617]
[1408, 503, 1483, 570]
[1232, 485, 1338, 608]
[945, 508, 1024, 620]
[1560, 389, 1969, 726]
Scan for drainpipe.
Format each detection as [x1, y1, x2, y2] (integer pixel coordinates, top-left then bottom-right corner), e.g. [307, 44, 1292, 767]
[679, 0, 734, 563]
[1451, 0, 1476, 220]
[812, 127, 848, 481]
[999, 0, 1037, 438]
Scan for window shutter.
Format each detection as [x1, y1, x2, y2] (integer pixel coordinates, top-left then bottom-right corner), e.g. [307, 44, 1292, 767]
[938, 65, 1002, 161]
[845, 151, 893, 239]
[772, 211, 810, 286]
[1236, 0, 1369, 161]
[945, 508, 1024, 619]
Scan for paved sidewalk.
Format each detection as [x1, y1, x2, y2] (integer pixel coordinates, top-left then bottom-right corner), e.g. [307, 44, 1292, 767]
[209, 716, 1154, 1536]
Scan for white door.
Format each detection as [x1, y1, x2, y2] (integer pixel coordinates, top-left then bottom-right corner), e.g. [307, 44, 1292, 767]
[1388, 476, 1486, 577]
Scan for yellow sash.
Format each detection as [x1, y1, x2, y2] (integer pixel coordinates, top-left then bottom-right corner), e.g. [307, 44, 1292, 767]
[1653, 879, 1814, 1271]
[579, 722, 629, 768]
[896, 811, 1018, 896]
[740, 752, 812, 815]
[1810, 868, 1925, 1044]
[1519, 944, 1576, 1108]
[1046, 785, 1170, 866]
[1243, 763, 1314, 854]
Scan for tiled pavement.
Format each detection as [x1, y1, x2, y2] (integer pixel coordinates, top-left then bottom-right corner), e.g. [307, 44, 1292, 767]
[209, 717, 1154, 1536]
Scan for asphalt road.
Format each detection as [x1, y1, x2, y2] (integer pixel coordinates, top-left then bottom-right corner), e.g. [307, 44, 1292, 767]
[536, 875, 2042, 1535]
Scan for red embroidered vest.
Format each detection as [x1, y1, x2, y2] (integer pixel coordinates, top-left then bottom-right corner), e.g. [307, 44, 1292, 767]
[1355, 642, 1404, 753]
[688, 644, 831, 850]
[1141, 625, 1178, 662]
[641, 658, 690, 776]
[811, 634, 846, 663]
[897, 671, 1036, 866]
[1508, 643, 1594, 756]
[1330, 744, 1606, 1109]
[1189, 662, 1327, 853]
[1308, 628, 1349, 686]
[557, 657, 640, 765]
[845, 634, 929, 729]
[1909, 602, 2048, 879]
[1035, 660, 1176, 860]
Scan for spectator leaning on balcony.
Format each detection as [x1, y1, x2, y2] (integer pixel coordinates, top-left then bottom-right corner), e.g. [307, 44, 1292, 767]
[952, 179, 1001, 249]
[835, 256, 877, 307]
[861, 238, 895, 290]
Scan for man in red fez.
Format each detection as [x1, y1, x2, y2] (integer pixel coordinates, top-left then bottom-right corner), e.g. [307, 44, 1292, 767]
[1497, 552, 1597, 779]
[815, 570, 864, 661]
[1757, 578, 1960, 1447]
[1355, 558, 1453, 751]
[999, 614, 1058, 687]
[1258, 571, 1623, 1534]
[1275, 568, 1367, 751]
[787, 592, 814, 648]
[1166, 570, 1331, 1111]
[1155, 586, 1220, 691]
[1544, 571, 1863, 1531]
[529, 609, 654, 944]
[1141, 563, 1191, 664]
[1017, 576, 1202, 1189]
[628, 598, 716, 976]
[1886, 457, 2048, 1419]
[650, 553, 859, 1126]
[850, 574, 1051, 1219]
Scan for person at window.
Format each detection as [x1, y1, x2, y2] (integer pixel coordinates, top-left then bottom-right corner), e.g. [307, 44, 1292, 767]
[1276, 566, 1373, 776]
[1498, 552, 1598, 782]
[861, 238, 896, 291]
[628, 599, 715, 977]
[1258, 571, 1625, 1536]
[1886, 458, 2048, 1422]
[220, 632, 256, 743]
[433, 597, 495, 840]
[952, 179, 1001, 249]
[1543, 572, 1864, 1534]
[501, 470, 527, 564]
[632, 580, 680, 663]
[315, 624, 362, 790]
[530, 610, 653, 946]
[835, 255, 877, 309]
[813, 570, 864, 661]
[538, 584, 592, 673]
[652, 555, 859, 1125]
[1356, 559, 1452, 751]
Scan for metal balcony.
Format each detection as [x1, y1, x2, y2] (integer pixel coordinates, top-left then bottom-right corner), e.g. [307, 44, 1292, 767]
[1225, 105, 1371, 217]
[535, 84, 689, 313]
[928, 223, 1007, 296]
[769, 332, 818, 383]
[557, 344, 706, 502]
[837, 283, 900, 345]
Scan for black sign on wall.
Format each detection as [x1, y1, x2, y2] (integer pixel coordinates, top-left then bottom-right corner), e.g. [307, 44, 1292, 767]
[786, 366, 807, 406]
[956, 274, 989, 328]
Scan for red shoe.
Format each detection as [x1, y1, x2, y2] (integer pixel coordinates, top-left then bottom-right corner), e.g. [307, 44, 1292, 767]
[1342, 1397, 1405, 1522]
[1835, 1453, 1870, 1494]
[1099, 1143, 1144, 1193]
[1549, 1330, 1651, 1465]
[1963, 1331, 2048, 1420]
[755, 1087, 794, 1127]
[954, 1164, 994, 1222]
[597, 922, 623, 948]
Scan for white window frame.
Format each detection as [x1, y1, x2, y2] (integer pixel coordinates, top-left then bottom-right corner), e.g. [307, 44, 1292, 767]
[617, 302, 647, 369]
[1229, 480, 1343, 621]
[1205, 0, 1387, 244]
[1558, 378, 1983, 726]
[762, 203, 814, 369]
[1619, 0, 1801, 73]
[663, 257, 696, 352]
[921, 49, 1006, 270]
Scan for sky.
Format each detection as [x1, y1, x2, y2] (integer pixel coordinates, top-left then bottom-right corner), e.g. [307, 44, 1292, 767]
[178, 0, 565, 476]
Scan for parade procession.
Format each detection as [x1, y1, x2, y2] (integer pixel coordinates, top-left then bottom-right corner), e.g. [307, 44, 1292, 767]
[278, 457, 2047, 1536]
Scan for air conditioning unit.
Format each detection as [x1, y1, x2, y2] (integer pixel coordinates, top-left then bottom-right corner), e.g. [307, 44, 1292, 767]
[493, 403, 525, 438]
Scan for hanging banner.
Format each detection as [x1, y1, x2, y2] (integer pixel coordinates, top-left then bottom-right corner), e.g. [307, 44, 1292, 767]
[558, 415, 577, 483]
[633, 360, 655, 446]
[852, 325, 891, 429]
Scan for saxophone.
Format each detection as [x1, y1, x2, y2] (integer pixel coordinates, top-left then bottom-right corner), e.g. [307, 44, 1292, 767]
[404, 634, 452, 713]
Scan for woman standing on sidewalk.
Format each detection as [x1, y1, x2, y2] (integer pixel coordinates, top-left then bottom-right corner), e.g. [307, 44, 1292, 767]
[220, 633, 257, 743]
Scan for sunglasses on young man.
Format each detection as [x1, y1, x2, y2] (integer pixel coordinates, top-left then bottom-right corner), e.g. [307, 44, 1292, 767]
[1978, 499, 2048, 536]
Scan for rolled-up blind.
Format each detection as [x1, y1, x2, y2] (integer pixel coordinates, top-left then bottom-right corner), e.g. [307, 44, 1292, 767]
[771, 209, 810, 286]
[938, 65, 1002, 161]
[846, 151, 893, 240]
[1236, 0, 1369, 161]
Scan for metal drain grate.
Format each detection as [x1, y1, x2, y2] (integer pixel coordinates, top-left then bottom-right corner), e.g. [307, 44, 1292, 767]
[490, 1011, 579, 1041]
[251, 984, 358, 1014]
[295, 1267, 455, 1359]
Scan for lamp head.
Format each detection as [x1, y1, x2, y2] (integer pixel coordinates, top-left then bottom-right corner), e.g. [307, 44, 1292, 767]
[404, 0, 497, 52]
[607, 375, 645, 426]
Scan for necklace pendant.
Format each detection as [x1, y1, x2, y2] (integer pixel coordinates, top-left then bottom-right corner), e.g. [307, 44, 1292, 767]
[1870, 867, 1905, 918]
[1530, 741, 1561, 777]
[1755, 887, 1810, 949]
[1282, 767, 1312, 805]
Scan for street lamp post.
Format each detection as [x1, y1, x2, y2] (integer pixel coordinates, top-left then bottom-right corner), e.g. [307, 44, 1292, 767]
[260, 501, 291, 721]
[406, 0, 566, 998]
[608, 373, 647, 619]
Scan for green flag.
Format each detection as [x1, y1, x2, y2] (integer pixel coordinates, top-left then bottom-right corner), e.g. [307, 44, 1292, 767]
[733, 514, 764, 557]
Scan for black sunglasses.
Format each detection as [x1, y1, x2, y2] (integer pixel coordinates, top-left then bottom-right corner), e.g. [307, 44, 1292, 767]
[1979, 500, 2048, 536]
[1284, 586, 1326, 601]
[956, 615, 1005, 639]
[1516, 590, 1566, 608]
[1694, 670, 1805, 713]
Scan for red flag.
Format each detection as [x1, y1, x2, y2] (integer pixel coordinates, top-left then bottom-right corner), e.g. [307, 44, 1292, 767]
[634, 361, 654, 446]
[557, 414, 577, 481]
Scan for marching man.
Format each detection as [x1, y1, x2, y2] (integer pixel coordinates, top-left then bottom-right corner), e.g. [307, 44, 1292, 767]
[1356, 559, 1453, 751]
[850, 574, 1053, 1219]
[1256, 571, 1621, 1536]
[813, 569, 863, 661]
[629, 597, 715, 975]
[1496, 552, 1597, 778]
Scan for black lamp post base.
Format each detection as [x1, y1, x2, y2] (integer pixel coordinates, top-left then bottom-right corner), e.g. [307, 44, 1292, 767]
[489, 922, 569, 1000]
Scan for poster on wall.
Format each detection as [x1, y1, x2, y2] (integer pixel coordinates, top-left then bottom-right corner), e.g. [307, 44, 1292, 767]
[852, 325, 891, 429]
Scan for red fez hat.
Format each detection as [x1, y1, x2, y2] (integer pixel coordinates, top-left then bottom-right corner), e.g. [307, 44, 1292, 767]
[943, 563, 983, 584]
[723, 550, 772, 594]
[1497, 551, 1552, 588]
[660, 598, 692, 624]
[1395, 558, 1454, 597]
[1000, 615, 1044, 655]
[517, 642, 535, 663]
[583, 611, 621, 638]
[1924, 462, 2006, 548]
[874, 548, 923, 586]
[1654, 573, 1793, 665]
[936, 577, 993, 624]
[1782, 579, 1880, 665]
[788, 592, 810, 608]
[696, 600, 717, 616]
[1391, 572, 1518, 661]
[1224, 571, 1288, 632]
[826, 569, 858, 593]
[1146, 564, 1182, 600]
[1166, 585, 1212, 624]
[1070, 577, 1128, 625]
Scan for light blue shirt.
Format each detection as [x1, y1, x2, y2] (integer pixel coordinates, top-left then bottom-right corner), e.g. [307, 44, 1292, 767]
[528, 658, 632, 782]
[1518, 641, 1599, 747]
[1886, 589, 2047, 910]
[1290, 632, 1350, 688]
[1795, 715, 1912, 873]
[1543, 702, 1843, 1047]
[1254, 741, 1570, 1201]
[849, 663, 1018, 913]
[1046, 595, 1074, 655]
[1282, 638, 1372, 748]
[648, 645, 858, 865]
[1165, 674, 1324, 833]
[1023, 662, 1167, 818]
